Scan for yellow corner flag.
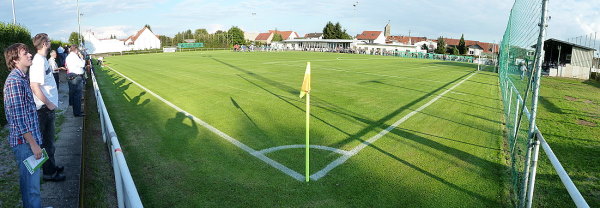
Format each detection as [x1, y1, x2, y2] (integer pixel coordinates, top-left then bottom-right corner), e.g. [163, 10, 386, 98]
[299, 62, 311, 98]
[300, 62, 311, 182]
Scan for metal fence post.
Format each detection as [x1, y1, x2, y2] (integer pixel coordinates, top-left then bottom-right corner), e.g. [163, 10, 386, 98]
[522, 0, 549, 206]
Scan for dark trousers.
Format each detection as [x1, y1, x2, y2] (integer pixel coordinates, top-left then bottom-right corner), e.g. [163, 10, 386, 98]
[68, 75, 84, 116]
[38, 106, 57, 175]
[53, 73, 59, 90]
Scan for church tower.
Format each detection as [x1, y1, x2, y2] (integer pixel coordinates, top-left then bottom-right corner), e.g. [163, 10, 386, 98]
[384, 21, 391, 37]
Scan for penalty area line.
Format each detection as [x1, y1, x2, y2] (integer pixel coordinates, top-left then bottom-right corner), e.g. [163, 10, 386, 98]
[104, 65, 305, 181]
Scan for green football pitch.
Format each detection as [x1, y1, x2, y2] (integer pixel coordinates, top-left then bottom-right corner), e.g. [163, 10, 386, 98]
[97, 51, 507, 207]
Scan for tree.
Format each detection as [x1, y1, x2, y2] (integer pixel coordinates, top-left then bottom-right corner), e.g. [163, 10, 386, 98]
[435, 37, 446, 54]
[158, 35, 172, 47]
[458, 34, 467, 55]
[272, 33, 283, 42]
[322, 21, 352, 39]
[323, 21, 335, 39]
[227, 26, 245, 46]
[451, 46, 459, 55]
[194, 29, 208, 41]
[69, 32, 83, 45]
[421, 43, 428, 51]
[144, 24, 152, 32]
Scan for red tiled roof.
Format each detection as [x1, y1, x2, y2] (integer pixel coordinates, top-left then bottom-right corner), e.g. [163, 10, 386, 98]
[434, 38, 499, 53]
[386, 36, 428, 44]
[255, 32, 272, 41]
[268, 30, 296, 40]
[131, 27, 147, 42]
[356, 31, 382, 40]
[304, 33, 323, 38]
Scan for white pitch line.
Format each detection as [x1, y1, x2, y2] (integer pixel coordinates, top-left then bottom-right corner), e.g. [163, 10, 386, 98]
[105, 65, 305, 181]
[258, 145, 350, 155]
[310, 71, 478, 180]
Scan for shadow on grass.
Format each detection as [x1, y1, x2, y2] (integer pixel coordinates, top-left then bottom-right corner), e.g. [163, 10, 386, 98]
[366, 133, 502, 207]
[427, 61, 478, 69]
[236, 74, 352, 137]
[582, 79, 600, 88]
[210, 58, 504, 205]
[331, 72, 473, 147]
[363, 79, 501, 108]
[230, 97, 260, 128]
[464, 113, 504, 125]
[161, 112, 199, 158]
[539, 96, 565, 114]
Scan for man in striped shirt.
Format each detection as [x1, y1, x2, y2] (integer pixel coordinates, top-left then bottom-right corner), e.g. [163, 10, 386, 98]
[3, 43, 43, 208]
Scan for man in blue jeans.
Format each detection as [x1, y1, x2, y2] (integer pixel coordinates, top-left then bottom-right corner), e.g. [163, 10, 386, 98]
[65, 44, 85, 117]
[4, 43, 43, 208]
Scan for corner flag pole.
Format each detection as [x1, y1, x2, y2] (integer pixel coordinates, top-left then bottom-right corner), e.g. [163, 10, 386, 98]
[299, 62, 311, 182]
[305, 91, 310, 182]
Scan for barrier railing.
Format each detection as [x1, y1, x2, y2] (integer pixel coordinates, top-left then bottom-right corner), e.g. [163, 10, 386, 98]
[91, 68, 144, 208]
[504, 79, 589, 208]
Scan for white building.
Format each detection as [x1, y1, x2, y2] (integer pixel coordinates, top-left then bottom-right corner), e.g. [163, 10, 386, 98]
[124, 26, 161, 50]
[356, 31, 386, 44]
[83, 31, 126, 54]
[355, 43, 421, 55]
[273, 39, 355, 51]
[304, 33, 323, 39]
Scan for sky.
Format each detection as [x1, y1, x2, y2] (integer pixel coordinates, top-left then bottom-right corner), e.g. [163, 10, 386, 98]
[1, 0, 599, 45]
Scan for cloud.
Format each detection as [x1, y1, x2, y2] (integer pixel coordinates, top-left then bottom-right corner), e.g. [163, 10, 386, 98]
[84, 25, 137, 39]
[2, 0, 598, 44]
[206, 24, 226, 34]
[547, 0, 600, 39]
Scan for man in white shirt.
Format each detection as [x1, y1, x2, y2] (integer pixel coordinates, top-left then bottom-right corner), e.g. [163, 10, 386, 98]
[30, 33, 65, 181]
[65, 44, 86, 117]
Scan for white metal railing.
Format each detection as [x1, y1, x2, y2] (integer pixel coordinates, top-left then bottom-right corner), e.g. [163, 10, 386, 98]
[91, 68, 144, 208]
[504, 79, 589, 208]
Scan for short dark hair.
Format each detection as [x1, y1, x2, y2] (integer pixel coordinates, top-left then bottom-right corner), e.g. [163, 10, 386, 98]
[70, 44, 78, 52]
[33, 33, 49, 50]
[4, 43, 29, 71]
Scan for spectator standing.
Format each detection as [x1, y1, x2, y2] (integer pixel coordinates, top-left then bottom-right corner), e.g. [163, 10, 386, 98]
[3, 43, 43, 208]
[48, 50, 65, 90]
[30, 33, 65, 182]
[65, 44, 85, 117]
[56, 45, 64, 67]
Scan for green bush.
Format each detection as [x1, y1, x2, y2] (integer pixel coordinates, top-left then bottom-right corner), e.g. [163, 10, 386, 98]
[0, 22, 34, 126]
[50, 40, 67, 52]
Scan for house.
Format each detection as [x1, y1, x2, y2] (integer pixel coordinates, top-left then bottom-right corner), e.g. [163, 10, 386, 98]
[304, 33, 323, 39]
[255, 32, 274, 44]
[244, 32, 260, 42]
[123, 26, 161, 50]
[386, 36, 428, 45]
[434, 38, 499, 56]
[268, 30, 300, 40]
[356, 31, 386, 44]
[83, 31, 126, 54]
[543, 38, 597, 79]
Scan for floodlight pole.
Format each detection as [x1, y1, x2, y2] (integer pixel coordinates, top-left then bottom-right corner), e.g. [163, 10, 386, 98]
[523, 0, 549, 207]
[77, 0, 82, 46]
[11, 0, 16, 24]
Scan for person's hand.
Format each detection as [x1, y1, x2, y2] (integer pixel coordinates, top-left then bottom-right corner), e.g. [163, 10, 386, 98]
[30, 143, 42, 159]
[47, 102, 57, 111]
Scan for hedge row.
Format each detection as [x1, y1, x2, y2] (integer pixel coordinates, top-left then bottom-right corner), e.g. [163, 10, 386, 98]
[0, 22, 34, 126]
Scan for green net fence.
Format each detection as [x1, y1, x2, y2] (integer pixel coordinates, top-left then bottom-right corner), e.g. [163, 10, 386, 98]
[498, 0, 544, 206]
